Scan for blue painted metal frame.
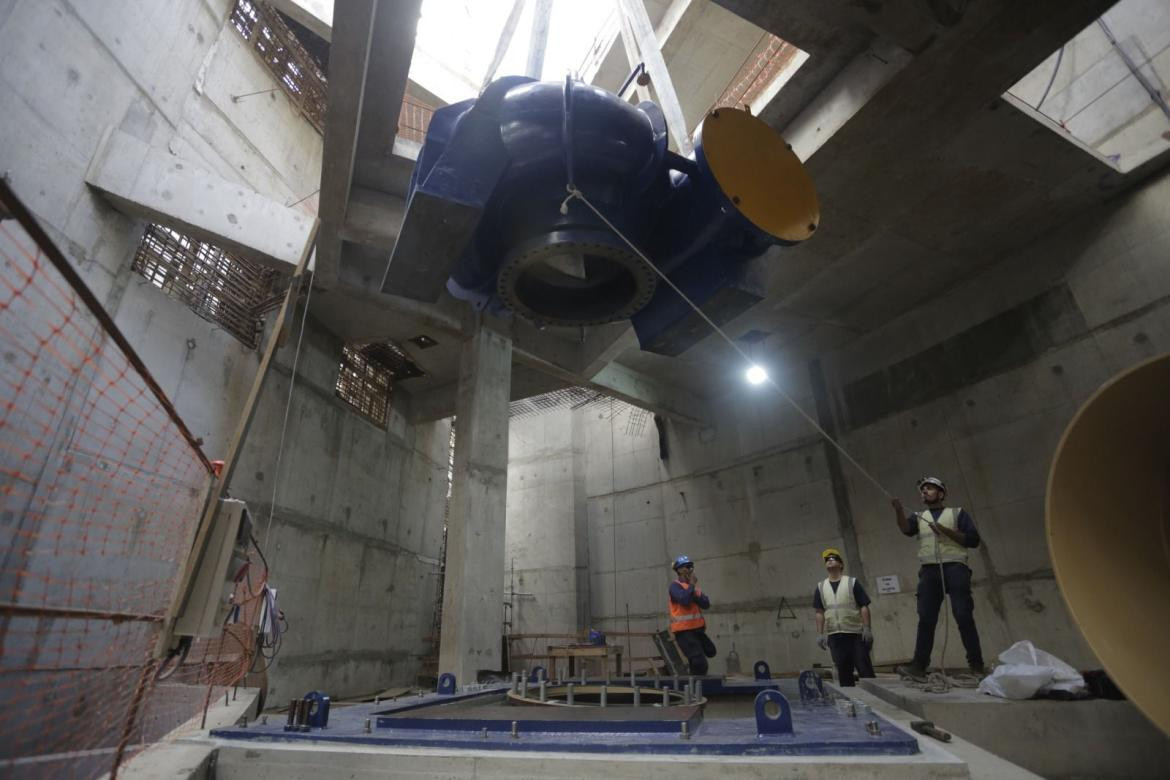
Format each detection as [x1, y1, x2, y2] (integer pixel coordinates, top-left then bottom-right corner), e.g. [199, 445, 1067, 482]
[303, 691, 331, 728]
[754, 689, 794, 734]
[210, 679, 918, 756]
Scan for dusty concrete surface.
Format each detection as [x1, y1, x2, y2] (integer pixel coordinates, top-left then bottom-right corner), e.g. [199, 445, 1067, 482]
[111, 687, 260, 780]
[861, 676, 1170, 779]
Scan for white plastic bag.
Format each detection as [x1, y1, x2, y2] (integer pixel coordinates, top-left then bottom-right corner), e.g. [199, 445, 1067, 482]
[977, 640, 1086, 699]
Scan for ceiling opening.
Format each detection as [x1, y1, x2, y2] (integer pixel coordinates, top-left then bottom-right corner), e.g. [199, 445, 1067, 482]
[1003, 0, 1170, 173]
[411, 0, 617, 104]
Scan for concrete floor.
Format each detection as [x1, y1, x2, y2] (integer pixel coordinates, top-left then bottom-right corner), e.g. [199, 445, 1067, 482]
[861, 675, 1170, 779]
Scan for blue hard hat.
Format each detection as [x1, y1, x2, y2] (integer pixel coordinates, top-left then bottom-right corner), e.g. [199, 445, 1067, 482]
[673, 554, 693, 571]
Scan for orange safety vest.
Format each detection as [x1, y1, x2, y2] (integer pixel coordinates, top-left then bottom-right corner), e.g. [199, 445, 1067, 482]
[669, 580, 706, 633]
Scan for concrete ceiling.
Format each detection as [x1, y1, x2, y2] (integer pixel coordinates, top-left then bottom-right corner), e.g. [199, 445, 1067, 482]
[308, 0, 1170, 421]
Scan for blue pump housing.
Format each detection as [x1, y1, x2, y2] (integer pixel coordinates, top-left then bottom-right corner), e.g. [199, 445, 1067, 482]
[382, 76, 814, 356]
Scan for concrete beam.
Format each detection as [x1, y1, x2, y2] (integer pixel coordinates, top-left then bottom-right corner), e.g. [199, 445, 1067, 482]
[315, 0, 376, 287]
[317, 0, 421, 287]
[482, 0, 527, 90]
[588, 360, 711, 426]
[525, 0, 553, 80]
[510, 346, 713, 427]
[85, 127, 314, 273]
[339, 186, 405, 250]
[578, 323, 639, 378]
[616, 10, 651, 103]
[617, 0, 693, 155]
[782, 38, 910, 162]
[404, 363, 567, 424]
[351, 0, 421, 194]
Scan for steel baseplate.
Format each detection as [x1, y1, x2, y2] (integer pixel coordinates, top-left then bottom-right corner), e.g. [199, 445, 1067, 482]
[210, 677, 917, 756]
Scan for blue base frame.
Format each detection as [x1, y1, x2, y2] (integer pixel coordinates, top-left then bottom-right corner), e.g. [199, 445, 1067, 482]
[211, 678, 917, 757]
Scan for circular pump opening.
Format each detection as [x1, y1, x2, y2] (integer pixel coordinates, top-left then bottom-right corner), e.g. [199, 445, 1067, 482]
[497, 235, 656, 327]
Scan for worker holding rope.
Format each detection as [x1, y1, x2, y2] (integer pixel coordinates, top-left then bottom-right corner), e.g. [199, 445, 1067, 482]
[892, 477, 987, 683]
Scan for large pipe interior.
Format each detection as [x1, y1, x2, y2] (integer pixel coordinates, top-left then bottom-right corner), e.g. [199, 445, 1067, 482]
[1047, 352, 1170, 737]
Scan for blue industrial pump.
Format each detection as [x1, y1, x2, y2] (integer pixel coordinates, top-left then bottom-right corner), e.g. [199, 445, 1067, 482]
[382, 76, 819, 356]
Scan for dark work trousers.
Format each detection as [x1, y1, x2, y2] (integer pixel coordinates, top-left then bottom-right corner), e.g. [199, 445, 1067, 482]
[673, 627, 717, 675]
[827, 633, 875, 687]
[914, 561, 984, 669]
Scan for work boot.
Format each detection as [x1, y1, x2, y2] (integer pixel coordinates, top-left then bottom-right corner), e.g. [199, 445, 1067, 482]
[896, 663, 928, 683]
[969, 663, 989, 678]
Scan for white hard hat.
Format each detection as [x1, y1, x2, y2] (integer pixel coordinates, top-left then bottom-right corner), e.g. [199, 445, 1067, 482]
[918, 476, 946, 492]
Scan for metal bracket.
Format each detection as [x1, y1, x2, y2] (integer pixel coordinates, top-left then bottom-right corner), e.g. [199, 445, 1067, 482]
[753, 660, 771, 680]
[437, 672, 457, 695]
[303, 690, 331, 728]
[798, 670, 825, 703]
[754, 689, 794, 735]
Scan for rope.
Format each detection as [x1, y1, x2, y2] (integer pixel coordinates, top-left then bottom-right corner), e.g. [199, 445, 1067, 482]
[559, 182, 992, 692]
[560, 186, 893, 500]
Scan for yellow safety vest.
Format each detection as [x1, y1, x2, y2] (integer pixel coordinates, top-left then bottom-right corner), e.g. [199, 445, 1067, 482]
[819, 576, 863, 635]
[917, 507, 968, 564]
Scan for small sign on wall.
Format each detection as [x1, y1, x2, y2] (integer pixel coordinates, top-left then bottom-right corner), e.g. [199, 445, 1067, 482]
[875, 575, 901, 595]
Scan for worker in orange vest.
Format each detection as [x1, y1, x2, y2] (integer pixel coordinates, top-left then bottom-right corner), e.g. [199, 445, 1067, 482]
[668, 555, 717, 674]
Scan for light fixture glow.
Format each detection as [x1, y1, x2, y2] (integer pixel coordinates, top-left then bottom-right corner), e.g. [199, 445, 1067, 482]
[746, 365, 767, 385]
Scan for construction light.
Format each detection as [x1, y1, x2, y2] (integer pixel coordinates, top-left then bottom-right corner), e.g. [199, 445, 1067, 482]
[745, 365, 767, 385]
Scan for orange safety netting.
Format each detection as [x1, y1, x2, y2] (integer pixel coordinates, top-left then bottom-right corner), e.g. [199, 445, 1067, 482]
[0, 183, 267, 778]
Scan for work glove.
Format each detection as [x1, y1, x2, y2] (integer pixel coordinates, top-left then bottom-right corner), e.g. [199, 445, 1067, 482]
[862, 626, 874, 650]
[816, 635, 828, 651]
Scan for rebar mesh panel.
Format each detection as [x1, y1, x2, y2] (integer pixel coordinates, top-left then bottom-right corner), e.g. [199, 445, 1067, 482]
[230, 0, 328, 133]
[132, 225, 280, 349]
[336, 345, 393, 428]
[509, 386, 619, 419]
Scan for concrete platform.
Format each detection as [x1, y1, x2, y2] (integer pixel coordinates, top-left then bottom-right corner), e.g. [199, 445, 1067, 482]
[112, 678, 1048, 779]
[861, 675, 1170, 778]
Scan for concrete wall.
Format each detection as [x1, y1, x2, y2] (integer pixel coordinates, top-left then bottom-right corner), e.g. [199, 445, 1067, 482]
[821, 163, 1170, 671]
[505, 410, 589, 639]
[229, 320, 451, 701]
[0, 0, 447, 697]
[578, 377, 839, 675]
[503, 165, 1170, 676]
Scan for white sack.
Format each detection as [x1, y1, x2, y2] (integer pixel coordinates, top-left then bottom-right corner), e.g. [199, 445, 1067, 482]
[976, 640, 1086, 699]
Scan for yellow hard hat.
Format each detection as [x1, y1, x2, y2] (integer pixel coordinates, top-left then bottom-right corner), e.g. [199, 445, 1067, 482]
[822, 547, 843, 561]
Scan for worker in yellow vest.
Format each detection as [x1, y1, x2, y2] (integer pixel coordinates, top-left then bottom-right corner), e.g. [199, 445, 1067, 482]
[814, 548, 874, 686]
[892, 476, 987, 682]
[668, 555, 717, 674]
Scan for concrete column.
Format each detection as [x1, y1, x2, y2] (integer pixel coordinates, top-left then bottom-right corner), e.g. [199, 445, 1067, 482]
[570, 407, 591, 631]
[438, 325, 512, 685]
